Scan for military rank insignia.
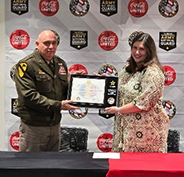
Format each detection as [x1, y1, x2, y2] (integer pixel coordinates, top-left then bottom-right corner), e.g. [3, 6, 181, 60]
[11, 0, 29, 15]
[158, 0, 179, 18]
[69, 0, 90, 17]
[18, 62, 27, 77]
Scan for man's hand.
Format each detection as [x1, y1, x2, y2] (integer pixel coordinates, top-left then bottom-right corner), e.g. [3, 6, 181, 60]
[61, 100, 79, 110]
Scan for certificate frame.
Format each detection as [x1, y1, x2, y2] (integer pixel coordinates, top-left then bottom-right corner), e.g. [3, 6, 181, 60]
[67, 74, 118, 108]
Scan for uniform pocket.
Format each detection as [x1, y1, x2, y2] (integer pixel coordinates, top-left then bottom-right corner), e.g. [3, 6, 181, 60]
[36, 74, 52, 92]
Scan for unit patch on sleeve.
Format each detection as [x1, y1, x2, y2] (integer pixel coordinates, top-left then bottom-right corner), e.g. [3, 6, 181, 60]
[18, 62, 27, 77]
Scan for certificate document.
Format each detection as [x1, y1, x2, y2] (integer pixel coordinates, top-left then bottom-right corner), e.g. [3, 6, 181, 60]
[68, 74, 118, 108]
[70, 77, 105, 104]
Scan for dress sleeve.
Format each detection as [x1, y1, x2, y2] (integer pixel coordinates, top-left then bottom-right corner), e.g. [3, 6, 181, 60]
[133, 66, 165, 111]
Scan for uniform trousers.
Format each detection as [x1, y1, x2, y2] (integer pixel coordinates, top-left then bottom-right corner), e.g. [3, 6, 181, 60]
[19, 121, 61, 152]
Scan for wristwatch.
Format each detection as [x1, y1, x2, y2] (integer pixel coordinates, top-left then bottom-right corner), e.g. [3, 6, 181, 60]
[117, 107, 121, 115]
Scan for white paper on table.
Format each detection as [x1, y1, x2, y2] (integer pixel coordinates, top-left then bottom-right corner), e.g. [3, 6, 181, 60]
[92, 152, 120, 159]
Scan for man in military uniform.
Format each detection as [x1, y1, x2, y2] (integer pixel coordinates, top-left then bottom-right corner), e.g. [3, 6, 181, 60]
[15, 30, 79, 152]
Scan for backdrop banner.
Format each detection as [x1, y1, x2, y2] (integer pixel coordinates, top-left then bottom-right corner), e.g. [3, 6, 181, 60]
[5, 0, 184, 152]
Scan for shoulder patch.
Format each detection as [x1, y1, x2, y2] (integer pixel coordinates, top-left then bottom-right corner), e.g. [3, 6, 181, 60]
[18, 62, 27, 77]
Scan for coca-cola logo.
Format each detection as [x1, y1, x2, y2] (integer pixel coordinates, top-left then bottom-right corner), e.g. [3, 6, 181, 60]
[69, 64, 88, 74]
[163, 65, 176, 86]
[128, 0, 148, 17]
[39, 0, 59, 16]
[98, 31, 118, 51]
[10, 29, 30, 50]
[9, 131, 19, 151]
[97, 133, 113, 152]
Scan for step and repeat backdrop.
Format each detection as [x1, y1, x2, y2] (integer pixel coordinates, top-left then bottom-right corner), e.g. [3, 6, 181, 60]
[5, 0, 184, 152]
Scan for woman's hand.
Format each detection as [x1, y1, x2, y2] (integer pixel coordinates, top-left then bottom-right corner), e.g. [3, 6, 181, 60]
[105, 106, 118, 114]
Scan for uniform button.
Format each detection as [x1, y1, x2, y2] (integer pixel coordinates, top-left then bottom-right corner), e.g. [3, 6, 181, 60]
[54, 75, 57, 78]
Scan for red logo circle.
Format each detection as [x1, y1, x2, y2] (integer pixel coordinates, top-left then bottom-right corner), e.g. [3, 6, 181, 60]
[163, 65, 176, 86]
[98, 31, 118, 51]
[9, 131, 19, 151]
[68, 64, 88, 74]
[97, 133, 113, 152]
[10, 29, 30, 50]
[39, 0, 59, 16]
[128, 0, 148, 17]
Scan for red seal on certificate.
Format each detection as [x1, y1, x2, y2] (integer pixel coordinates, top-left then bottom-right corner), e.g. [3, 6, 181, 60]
[9, 131, 19, 151]
[39, 0, 59, 16]
[98, 31, 118, 51]
[97, 133, 113, 152]
[10, 29, 30, 50]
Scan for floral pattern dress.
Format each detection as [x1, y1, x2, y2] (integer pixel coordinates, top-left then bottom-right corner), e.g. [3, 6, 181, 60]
[112, 63, 170, 153]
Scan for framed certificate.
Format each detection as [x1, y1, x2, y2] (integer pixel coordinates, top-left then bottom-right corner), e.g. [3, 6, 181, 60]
[67, 74, 118, 108]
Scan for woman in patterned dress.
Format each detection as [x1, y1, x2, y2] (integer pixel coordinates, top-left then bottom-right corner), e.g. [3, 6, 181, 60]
[105, 32, 169, 152]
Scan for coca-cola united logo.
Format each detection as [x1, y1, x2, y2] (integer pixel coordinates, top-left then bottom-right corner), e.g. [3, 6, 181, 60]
[128, 0, 148, 17]
[97, 133, 113, 152]
[69, 64, 88, 74]
[10, 29, 30, 50]
[163, 65, 176, 86]
[39, 0, 59, 16]
[98, 31, 118, 51]
[9, 131, 19, 151]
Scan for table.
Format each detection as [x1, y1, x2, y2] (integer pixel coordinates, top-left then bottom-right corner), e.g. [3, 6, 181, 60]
[107, 152, 184, 177]
[0, 151, 108, 177]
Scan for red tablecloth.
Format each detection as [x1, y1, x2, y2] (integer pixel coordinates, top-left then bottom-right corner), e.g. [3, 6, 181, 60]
[107, 152, 184, 177]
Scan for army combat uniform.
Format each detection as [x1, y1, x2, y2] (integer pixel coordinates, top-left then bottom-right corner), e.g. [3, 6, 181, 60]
[15, 49, 68, 151]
